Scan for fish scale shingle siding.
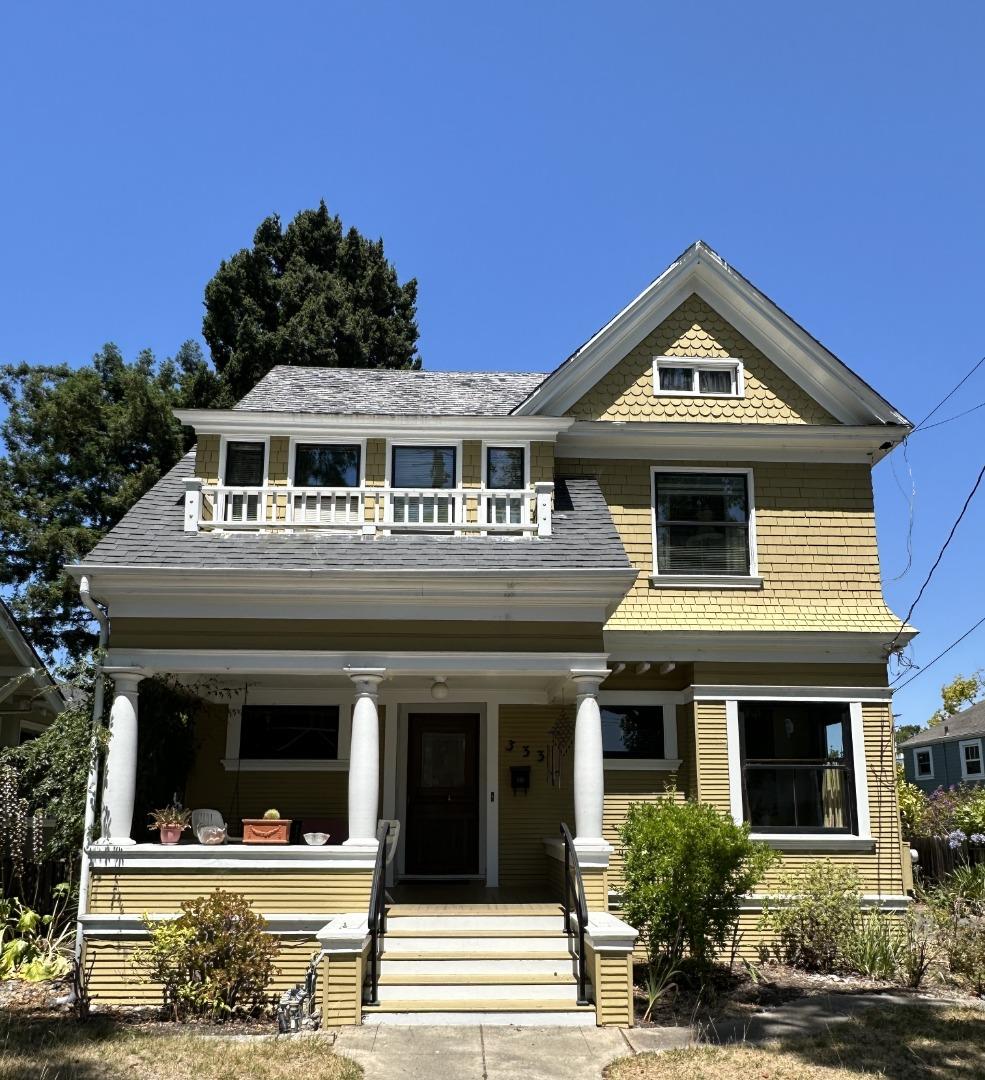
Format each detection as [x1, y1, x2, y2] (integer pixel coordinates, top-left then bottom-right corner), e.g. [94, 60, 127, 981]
[558, 457, 900, 632]
[567, 294, 837, 424]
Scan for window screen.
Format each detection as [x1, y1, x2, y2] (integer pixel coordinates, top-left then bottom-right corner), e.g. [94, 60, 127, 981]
[224, 442, 265, 486]
[654, 472, 750, 575]
[294, 444, 360, 487]
[239, 705, 340, 760]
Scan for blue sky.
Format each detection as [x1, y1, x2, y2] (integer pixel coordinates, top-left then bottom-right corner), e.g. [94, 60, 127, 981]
[1, 2, 983, 727]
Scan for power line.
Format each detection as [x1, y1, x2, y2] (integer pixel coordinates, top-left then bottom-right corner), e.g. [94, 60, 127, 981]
[893, 614, 985, 691]
[910, 399, 985, 434]
[911, 353, 985, 432]
[886, 460, 985, 654]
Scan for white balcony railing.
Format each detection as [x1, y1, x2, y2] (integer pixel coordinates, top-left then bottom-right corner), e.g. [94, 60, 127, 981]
[183, 481, 554, 537]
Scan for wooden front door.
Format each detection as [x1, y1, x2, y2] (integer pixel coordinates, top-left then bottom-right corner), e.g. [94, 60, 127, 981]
[405, 713, 480, 876]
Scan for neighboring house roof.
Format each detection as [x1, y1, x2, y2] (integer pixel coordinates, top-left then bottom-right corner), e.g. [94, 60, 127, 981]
[80, 452, 633, 575]
[512, 240, 911, 428]
[235, 368, 548, 416]
[900, 701, 985, 748]
[0, 598, 67, 713]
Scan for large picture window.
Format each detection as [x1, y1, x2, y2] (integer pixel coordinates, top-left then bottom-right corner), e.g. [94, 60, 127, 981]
[294, 444, 360, 487]
[653, 471, 752, 576]
[601, 705, 664, 760]
[739, 701, 856, 833]
[239, 705, 340, 761]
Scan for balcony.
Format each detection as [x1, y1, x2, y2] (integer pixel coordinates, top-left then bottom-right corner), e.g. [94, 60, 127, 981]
[183, 481, 554, 537]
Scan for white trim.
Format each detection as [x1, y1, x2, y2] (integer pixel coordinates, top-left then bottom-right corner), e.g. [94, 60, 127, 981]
[604, 758, 681, 772]
[513, 241, 909, 427]
[217, 435, 270, 486]
[85, 842, 378, 871]
[913, 747, 935, 779]
[385, 438, 464, 489]
[684, 685, 894, 703]
[543, 837, 611, 869]
[286, 436, 367, 488]
[486, 700, 499, 887]
[176, 410, 574, 442]
[598, 690, 678, 764]
[725, 696, 872, 842]
[960, 738, 984, 780]
[653, 356, 743, 398]
[739, 893, 910, 912]
[80, 912, 334, 936]
[480, 442, 531, 490]
[650, 466, 758, 581]
[649, 575, 763, 590]
[555, 421, 908, 464]
[604, 630, 912, 664]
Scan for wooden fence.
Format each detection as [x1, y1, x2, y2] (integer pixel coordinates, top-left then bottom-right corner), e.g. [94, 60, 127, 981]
[909, 836, 985, 887]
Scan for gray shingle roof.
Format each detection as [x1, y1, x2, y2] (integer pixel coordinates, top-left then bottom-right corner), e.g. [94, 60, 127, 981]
[233, 367, 549, 416]
[900, 700, 985, 747]
[79, 453, 632, 574]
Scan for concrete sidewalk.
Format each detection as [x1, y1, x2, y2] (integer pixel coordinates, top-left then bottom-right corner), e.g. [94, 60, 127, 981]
[334, 1023, 690, 1080]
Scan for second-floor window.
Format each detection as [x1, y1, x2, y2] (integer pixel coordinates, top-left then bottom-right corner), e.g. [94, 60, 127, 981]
[223, 440, 266, 521]
[294, 443, 361, 487]
[391, 445, 457, 524]
[486, 446, 525, 525]
[653, 470, 753, 577]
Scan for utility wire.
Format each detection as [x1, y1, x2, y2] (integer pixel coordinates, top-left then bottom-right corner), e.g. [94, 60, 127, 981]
[893, 614, 985, 691]
[911, 353, 985, 432]
[886, 460, 985, 654]
[909, 399, 985, 434]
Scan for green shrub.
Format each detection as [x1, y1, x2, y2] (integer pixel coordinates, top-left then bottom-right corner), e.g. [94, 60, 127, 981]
[759, 861, 863, 972]
[619, 798, 778, 972]
[0, 889, 73, 982]
[927, 863, 985, 994]
[136, 890, 279, 1021]
[841, 911, 901, 979]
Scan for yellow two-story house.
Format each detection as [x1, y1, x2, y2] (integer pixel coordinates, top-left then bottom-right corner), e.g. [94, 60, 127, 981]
[70, 241, 913, 1027]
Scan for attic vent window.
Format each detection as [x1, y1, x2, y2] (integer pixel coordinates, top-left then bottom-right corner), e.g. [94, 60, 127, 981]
[653, 357, 742, 398]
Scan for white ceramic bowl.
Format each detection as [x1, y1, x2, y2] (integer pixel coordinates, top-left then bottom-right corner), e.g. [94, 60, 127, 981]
[304, 832, 329, 846]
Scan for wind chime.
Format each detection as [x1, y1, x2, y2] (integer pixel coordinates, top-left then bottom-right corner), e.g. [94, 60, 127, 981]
[547, 711, 574, 788]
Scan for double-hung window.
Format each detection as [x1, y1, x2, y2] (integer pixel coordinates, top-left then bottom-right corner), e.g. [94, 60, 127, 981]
[223, 440, 265, 522]
[961, 739, 984, 780]
[739, 701, 857, 833]
[391, 446, 457, 524]
[292, 443, 362, 525]
[653, 470, 753, 578]
[485, 446, 525, 525]
[914, 748, 934, 779]
[654, 358, 741, 397]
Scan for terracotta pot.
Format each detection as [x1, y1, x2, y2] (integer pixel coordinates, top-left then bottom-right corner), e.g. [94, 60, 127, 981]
[242, 818, 292, 844]
[159, 825, 184, 845]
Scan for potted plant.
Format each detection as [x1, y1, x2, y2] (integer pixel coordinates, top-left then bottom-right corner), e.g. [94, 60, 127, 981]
[148, 805, 191, 845]
[242, 808, 292, 845]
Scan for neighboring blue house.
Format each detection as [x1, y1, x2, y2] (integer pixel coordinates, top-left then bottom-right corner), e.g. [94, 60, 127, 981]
[900, 700, 985, 793]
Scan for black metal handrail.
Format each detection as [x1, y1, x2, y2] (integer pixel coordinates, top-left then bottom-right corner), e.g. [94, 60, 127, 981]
[365, 820, 390, 1005]
[560, 822, 590, 1006]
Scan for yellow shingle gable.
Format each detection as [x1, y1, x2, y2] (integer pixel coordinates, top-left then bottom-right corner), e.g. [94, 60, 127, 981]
[566, 294, 837, 424]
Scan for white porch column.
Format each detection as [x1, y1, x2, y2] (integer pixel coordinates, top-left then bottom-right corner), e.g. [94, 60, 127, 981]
[571, 670, 609, 851]
[99, 669, 144, 846]
[344, 668, 385, 847]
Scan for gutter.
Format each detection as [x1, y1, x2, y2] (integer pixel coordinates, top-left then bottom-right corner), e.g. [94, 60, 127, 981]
[75, 575, 108, 960]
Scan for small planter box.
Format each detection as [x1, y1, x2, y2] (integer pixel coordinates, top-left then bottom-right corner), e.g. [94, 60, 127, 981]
[242, 818, 292, 844]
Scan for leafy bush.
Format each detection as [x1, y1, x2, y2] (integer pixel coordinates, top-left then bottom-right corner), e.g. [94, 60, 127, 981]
[0, 887, 73, 981]
[619, 798, 778, 972]
[136, 891, 279, 1020]
[759, 862, 863, 972]
[904, 782, 985, 841]
[927, 863, 985, 994]
[896, 767, 927, 838]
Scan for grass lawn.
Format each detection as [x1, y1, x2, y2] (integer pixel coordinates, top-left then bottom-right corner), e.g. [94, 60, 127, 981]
[0, 1010, 362, 1080]
[606, 1004, 985, 1080]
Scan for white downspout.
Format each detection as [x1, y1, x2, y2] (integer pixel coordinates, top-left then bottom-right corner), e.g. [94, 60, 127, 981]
[75, 575, 108, 959]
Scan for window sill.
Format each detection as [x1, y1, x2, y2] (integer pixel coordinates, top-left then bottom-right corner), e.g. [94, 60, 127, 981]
[603, 758, 682, 772]
[221, 758, 348, 772]
[750, 834, 875, 853]
[653, 391, 742, 400]
[649, 574, 763, 590]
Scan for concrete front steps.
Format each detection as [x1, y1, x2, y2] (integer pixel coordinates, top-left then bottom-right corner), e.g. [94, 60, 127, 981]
[362, 904, 595, 1026]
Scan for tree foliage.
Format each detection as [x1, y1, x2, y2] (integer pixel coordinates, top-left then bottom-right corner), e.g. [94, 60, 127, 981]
[0, 342, 214, 654]
[203, 201, 420, 402]
[930, 670, 985, 726]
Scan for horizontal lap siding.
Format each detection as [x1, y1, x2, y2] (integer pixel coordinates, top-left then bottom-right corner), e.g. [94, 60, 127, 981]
[88, 869, 373, 914]
[83, 937, 321, 1005]
[588, 945, 633, 1027]
[498, 705, 574, 893]
[694, 701, 730, 811]
[323, 953, 363, 1026]
[604, 772, 680, 889]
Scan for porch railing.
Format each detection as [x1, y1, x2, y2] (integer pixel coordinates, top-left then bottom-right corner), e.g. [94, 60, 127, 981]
[184, 480, 554, 537]
[560, 822, 590, 1006]
[364, 819, 390, 1006]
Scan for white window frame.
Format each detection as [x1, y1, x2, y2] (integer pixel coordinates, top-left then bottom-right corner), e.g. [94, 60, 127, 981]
[385, 439, 464, 488]
[480, 442, 530, 490]
[598, 691, 680, 771]
[960, 738, 984, 780]
[650, 466, 761, 589]
[725, 696, 872, 849]
[653, 356, 744, 398]
[218, 435, 270, 487]
[221, 688, 353, 772]
[913, 747, 934, 779]
[287, 437, 367, 488]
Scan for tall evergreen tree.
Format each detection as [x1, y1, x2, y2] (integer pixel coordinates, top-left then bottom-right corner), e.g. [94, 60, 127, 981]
[0, 341, 215, 654]
[203, 201, 421, 402]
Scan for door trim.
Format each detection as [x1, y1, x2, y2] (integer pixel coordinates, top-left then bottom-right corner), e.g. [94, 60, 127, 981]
[393, 702, 487, 883]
